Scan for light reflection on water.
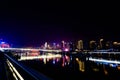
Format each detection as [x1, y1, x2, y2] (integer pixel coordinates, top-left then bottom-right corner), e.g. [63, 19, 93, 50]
[36, 54, 71, 67]
[18, 52, 120, 80]
[18, 52, 120, 71]
[76, 58, 85, 72]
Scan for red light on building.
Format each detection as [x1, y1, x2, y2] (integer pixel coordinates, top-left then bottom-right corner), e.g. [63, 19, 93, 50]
[0, 43, 10, 48]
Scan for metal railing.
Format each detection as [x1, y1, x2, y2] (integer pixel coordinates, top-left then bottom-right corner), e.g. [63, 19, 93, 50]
[4, 52, 52, 80]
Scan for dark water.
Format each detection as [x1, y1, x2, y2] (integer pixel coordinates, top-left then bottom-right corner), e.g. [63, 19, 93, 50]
[19, 53, 120, 80]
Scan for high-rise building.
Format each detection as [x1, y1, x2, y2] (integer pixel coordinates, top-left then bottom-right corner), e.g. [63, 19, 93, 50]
[77, 40, 83, 50]
[56, 43, 60, 49]
[44, 42, 48, 49]
[99, 39, 104, 49]
[66, 42, 70, 50]
[113, 42, 120, 51]
[61, 40, 65, 49]
[53, 43, 56, 49]
[69, 42, 76, 51]
[89, 40, 97, 50]
[105, 41, 112, 49]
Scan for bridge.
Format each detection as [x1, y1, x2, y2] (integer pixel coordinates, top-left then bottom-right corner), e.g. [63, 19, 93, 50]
[0, 47, 62, 80]
[0, 47, 62, 52]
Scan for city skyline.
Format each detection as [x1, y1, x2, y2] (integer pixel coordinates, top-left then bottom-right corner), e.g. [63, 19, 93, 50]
[0, 1, 119, 46]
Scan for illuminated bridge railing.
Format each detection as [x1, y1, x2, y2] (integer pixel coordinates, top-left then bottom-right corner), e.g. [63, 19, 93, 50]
[0, 48, 62, 53]
[86, 51, 120, 66]
[88, 52, 120, 54]
[87, 52, 120, 60]
[4, 52, 51, 80]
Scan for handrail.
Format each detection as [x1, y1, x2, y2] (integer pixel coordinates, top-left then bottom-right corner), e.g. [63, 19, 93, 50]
[4, 53, 52, 80]
[6, 59, 24, 80]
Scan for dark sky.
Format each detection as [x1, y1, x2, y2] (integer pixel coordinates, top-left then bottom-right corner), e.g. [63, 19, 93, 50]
[0, 1, 119, 47]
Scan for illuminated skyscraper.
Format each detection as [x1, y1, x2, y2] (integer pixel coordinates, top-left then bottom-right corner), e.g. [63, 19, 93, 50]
[66, 42, 70, 50]
[56, 43, 60, 49]
[113, 42, 120, 51]
[99, 38, 106, 49]
[44, 42, 48, 49]
[77, 40, 83, 50]
[105, 41, 112, 49]
[61, 40, 65, 49]
[53, 43, 56, 49]
[89, 40, 96, 50]
[69, 42, 76, 51]
[100, 39, 104, 49]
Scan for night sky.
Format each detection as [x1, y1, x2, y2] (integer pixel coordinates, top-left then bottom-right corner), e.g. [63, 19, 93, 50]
[0, 1, 119, 47]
